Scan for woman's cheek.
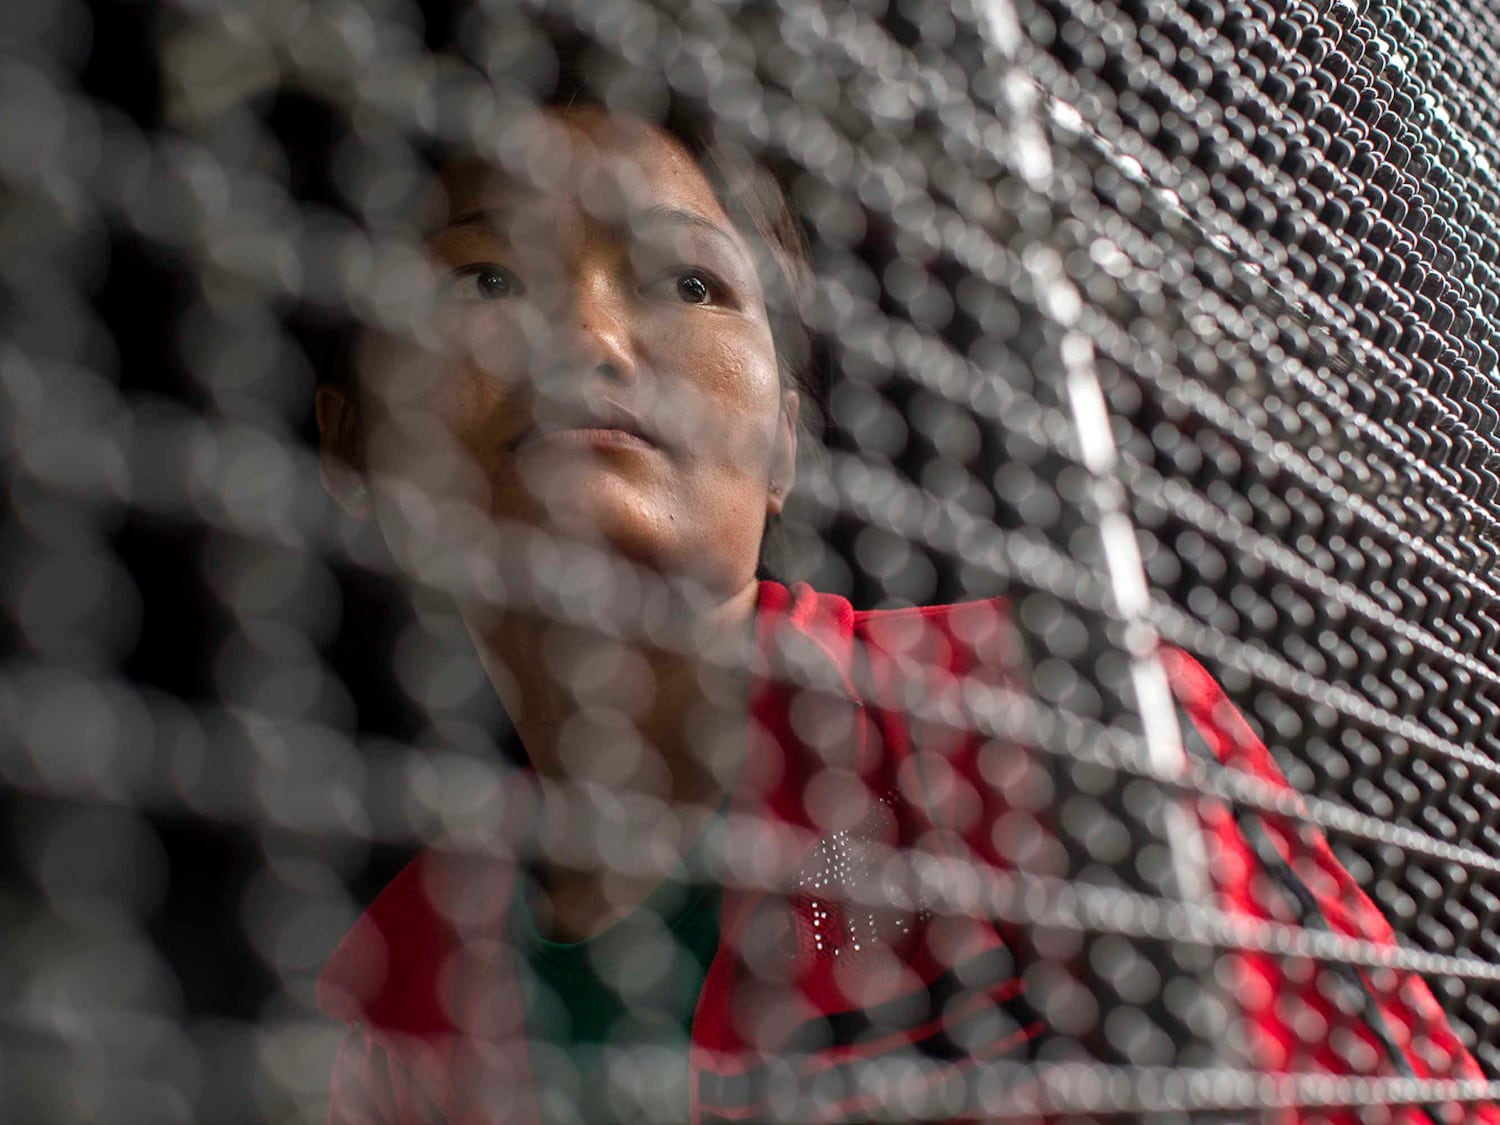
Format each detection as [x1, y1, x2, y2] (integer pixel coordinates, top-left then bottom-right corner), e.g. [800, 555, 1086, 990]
[359, 351, 501, 489]
[429, 295, 534, 379]
[676, 315, 774, 398]
[708, 338, 783, 457]
[420, 315, 525, 432]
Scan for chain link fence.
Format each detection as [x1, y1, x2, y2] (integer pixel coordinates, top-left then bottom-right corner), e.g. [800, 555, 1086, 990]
[8, 0, 1500, 1121]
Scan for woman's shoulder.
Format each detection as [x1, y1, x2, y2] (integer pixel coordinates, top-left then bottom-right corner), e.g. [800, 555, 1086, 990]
[767, 582, 1259, 713]
[316, 846, 516, 1037]
[765, 580, 1015, 670]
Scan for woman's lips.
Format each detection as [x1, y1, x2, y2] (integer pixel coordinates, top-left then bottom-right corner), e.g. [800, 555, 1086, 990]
[516, 426, 657, 451]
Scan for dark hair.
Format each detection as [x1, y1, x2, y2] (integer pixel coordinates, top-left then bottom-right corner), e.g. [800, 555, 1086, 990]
[281, 18, 819, 575]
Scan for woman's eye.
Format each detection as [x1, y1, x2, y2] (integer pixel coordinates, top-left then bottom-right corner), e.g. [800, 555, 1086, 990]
[670, 272, 714, 305]
[445, 265, 524, 303]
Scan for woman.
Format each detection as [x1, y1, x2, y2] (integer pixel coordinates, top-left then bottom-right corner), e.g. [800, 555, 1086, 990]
[310, 74, 1496, 1125]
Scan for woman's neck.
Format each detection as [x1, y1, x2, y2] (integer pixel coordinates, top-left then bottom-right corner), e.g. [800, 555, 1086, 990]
[464, 578, 762, 938]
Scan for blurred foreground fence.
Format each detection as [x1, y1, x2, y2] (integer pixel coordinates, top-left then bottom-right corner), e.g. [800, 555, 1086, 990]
[9, 0, 1500, 1121]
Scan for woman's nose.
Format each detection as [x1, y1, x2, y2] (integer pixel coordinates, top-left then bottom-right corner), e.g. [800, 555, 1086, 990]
[552, 274, 639, 386]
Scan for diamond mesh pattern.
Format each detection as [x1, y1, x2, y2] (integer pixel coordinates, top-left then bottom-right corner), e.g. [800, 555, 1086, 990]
[10, 0, 1500, 1120]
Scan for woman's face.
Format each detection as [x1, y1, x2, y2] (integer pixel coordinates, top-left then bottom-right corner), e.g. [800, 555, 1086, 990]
[328, 108, 797, 601]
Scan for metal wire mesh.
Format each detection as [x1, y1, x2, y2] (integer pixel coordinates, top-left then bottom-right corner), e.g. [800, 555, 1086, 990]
[8, 0, 1500, 1121]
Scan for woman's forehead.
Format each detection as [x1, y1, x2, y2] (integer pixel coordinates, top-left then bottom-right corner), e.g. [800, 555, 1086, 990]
[436, 108, 732, 232]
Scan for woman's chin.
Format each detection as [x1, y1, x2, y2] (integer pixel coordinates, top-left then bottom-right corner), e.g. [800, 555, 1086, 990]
[525, 506, 751, 598]
[495, 466, 761, 595]
[525, 487, 676, 565]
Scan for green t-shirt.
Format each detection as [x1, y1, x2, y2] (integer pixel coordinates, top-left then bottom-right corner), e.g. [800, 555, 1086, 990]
[512, 811, 725, 1124]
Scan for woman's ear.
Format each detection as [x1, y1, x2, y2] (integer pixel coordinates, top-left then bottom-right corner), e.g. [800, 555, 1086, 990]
[767, 389, 799, 517]
[315, 385, 373, 519]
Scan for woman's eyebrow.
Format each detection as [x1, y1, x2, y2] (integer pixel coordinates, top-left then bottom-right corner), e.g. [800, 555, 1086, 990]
[631, 206, 745, 259]
[436, 208, 510, 238]
[431, 203, 747, 262]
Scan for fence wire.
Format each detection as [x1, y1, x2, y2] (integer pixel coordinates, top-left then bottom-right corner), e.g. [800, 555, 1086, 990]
[8, 0, 1500, 1122]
